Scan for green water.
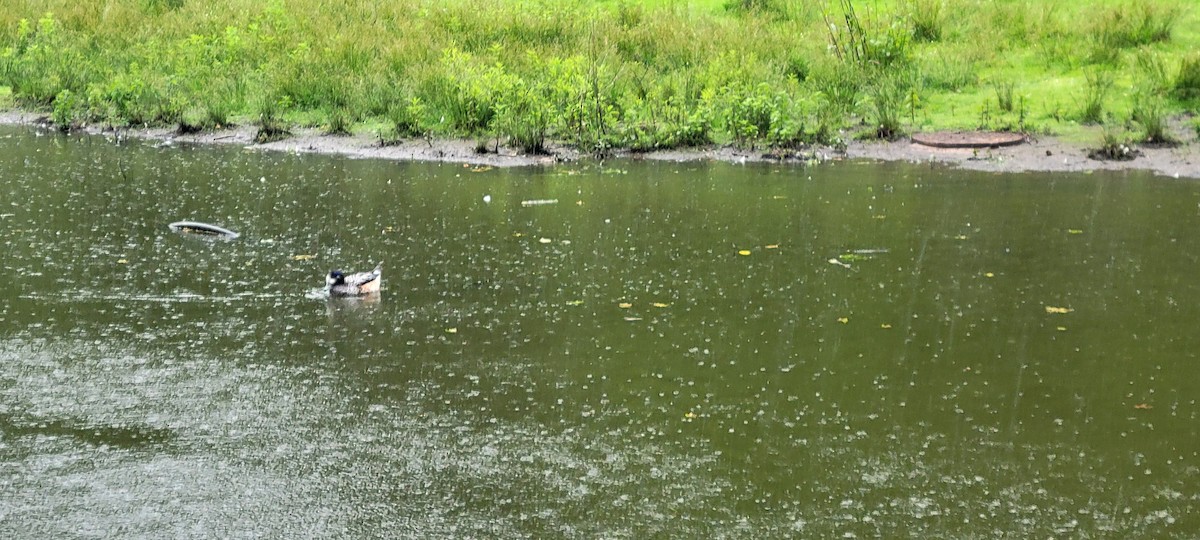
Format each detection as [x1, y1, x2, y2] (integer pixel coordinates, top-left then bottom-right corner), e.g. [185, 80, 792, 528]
[1, 126, 1197, 538]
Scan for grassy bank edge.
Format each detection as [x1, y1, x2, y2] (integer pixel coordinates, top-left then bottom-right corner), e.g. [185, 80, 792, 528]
[2, 102, 1196, 182]
[2, 1, 1200, 158]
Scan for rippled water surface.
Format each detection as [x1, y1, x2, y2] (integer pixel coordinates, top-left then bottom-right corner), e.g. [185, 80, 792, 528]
[1, 126, 1197, 538]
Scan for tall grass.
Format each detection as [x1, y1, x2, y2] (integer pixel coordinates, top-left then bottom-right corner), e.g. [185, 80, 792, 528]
[1093, 3, 1178, 49]
[1080, 69, 1113, 124]
[867, 74, 907, 140]
[1131, 92, 1172, 144]
[1176, 54, 1200, 100]
[909, 0, 945, 43]
[1088, 3, 1179, 65]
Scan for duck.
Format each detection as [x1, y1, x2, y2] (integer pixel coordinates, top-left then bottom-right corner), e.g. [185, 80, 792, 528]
[326, 262, 382, 296]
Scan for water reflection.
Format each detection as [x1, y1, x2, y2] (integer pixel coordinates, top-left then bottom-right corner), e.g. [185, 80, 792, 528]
[325, 292, 383, 318]
[0, 126, 1197, 537]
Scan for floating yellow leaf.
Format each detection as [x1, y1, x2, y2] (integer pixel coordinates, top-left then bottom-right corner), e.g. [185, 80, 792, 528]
[291, 254, 316, 261]
[618, 302, 633, 309]
[1045, 306, 1074, 314]
[765, 244, 779, 249]
[1067, 229, 1083, 234]
[117, 259, 129, 264]
[1056, 326, 1067, 331]
[684, 411, 697, 419]
[538, 237, 552, 244]
[837, 317, 849, 324]
[566, 300, 584, 306]
[623, 316, 643, 321]
[954, 234, 968, 240]
[738, 250, 752, 256]
[652, 302, 670, 308]
[513, 232, 524, 238]
[985, 272, 995, 278]
[880, 324, 892, 329]
[446, 327, 458, 334]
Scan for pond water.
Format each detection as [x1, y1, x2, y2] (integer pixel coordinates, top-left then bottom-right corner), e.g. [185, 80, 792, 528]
[1, 125, 1197, 538]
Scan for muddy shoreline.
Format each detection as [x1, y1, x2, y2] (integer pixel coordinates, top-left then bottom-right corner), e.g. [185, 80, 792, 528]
[2, 110, 1196, 178]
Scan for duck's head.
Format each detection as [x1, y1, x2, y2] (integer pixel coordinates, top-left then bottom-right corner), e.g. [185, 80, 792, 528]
[326, 270, 346, 288]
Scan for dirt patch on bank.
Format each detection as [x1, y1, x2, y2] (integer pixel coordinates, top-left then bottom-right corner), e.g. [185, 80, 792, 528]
[2, 110, 1196, 178]
[844, 135, 1199, 178]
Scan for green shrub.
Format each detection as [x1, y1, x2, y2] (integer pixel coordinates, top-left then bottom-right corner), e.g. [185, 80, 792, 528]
[50, 88, 82, 130]
[418, 48, 497, 134]
[2, 14, 93, 106]
[379, 97, 426, 145]
[494, 75, 551, 154]
[85, 63, 178, 126]
[782, 54, 809, 83]
[722, 83, 782, 146]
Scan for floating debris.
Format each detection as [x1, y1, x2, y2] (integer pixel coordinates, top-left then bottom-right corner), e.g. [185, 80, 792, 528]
[168, 221, 239, 239]
[521, 199, 559, 207]
[828, 258, 853, 270]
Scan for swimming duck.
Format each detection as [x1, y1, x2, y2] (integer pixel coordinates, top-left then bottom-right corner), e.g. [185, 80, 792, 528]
[326, 262, 382, 296]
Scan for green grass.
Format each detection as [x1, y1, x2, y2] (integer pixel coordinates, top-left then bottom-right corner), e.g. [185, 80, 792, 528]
[0, 0, 1197, 151]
